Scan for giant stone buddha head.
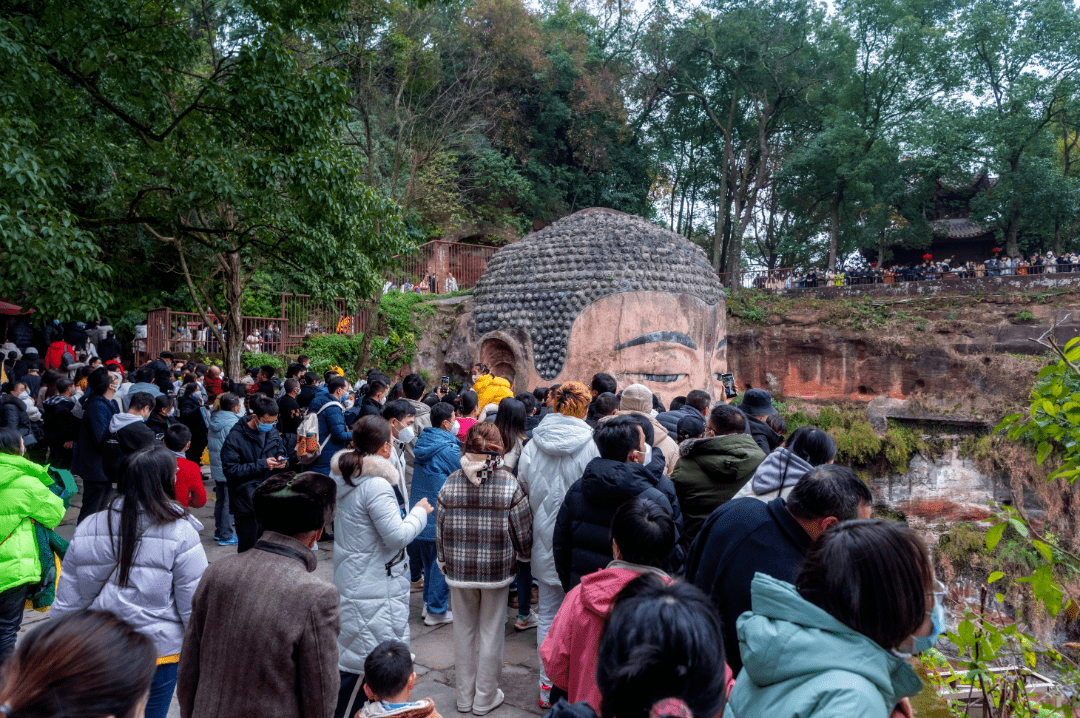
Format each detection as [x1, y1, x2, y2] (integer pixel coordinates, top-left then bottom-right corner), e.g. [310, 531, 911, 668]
[471, 208, 727, 404]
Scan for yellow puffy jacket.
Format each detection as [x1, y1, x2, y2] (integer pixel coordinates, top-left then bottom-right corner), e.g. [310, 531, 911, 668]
[473, 374, 513, 411]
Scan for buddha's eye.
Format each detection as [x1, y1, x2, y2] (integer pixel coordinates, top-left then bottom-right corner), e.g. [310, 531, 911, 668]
[628, 373, 687, 383]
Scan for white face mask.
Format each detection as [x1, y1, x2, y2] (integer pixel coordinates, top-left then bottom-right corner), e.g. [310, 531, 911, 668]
[18, 392, 29, 401]
[642, 445, 653, 466]
[471, 375, 480, 384]
[450, 420, 460, 436]
[397, 426, 415, 444]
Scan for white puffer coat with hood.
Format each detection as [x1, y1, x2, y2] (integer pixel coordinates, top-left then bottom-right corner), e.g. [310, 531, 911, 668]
[330, 451, 428, 675]
[516, 412, 599, 586]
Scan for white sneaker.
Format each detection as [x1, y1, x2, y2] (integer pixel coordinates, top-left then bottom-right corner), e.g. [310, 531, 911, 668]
[473, 689, 504, 716]
[423, 609, 453, 626]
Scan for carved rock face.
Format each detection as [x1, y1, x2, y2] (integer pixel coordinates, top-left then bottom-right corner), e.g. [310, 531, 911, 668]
[472, 208, 726, 402]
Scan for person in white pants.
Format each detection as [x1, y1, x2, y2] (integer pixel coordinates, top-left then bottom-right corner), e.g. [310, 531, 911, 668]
[437, 423, 533, 716]
[515, 381, 599, 708]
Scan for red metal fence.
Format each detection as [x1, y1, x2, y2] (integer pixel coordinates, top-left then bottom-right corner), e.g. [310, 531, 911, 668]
[135, 241, 498, 362]
[389, 240, 496, 293]
[719, 263, 1080, 291]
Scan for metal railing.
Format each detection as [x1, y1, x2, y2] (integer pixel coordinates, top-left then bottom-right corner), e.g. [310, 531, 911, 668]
[387, 240, 496, 293]
[719, 263, 1080, 291]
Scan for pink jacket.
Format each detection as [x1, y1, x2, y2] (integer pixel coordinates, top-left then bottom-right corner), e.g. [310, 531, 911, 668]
[541, 565, 737, 713]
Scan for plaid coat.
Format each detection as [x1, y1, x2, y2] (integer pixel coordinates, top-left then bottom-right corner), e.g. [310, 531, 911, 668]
[436, 465, 533, 589]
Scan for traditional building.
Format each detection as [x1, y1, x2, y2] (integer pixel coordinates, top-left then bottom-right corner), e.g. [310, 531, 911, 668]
[887, 174, 998, 266]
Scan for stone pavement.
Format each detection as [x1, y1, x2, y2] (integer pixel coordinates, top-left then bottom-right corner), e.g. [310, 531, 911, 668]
[18, 469, 547, 718]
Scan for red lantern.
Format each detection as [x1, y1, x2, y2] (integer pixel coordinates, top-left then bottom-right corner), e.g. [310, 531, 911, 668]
[922, 254, 933, 260]
[992, 247, 1001, 253]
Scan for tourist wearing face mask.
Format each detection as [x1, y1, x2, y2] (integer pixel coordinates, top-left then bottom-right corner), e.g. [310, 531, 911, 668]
[382, 400, 417, 502]
[727, 519, 939, 718]
[146, 394, 178, 440]
[102, 392, 159, 484]
[308, 376, 353, 477]
[410, 402, 462, 626]
[0, 428, 66, 660]
[552, 416, 682, 593]
[220, 395, 287, 552]
[0, 381, 36, 449]
[358, 378, 389, 418]
[208, 393, 244, 546]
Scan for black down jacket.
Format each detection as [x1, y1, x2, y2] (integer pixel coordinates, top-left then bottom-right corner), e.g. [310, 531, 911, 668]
[220, 419, 286, 517]
[552, 450, 684, 592]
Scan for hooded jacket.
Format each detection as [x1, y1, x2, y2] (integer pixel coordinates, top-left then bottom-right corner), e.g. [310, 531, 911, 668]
[471, 374, 513, 413]
[517, 412, 600, 586]
[0, 393, 33, 442]
[670, 434, 765, 543]
[410, 427, 462, 541]
[541, 564, 672, 711]
[728, 574, 923, 718]
[108, 412, 158, 467]
[597, 411, 679, 477]
[309, 388, 351, 476]
[436, 457, 532, 589]
[71, 392, 119, 484]
[207, 409, 241, 483]
[0, 454, 66, 594]
[52, 500, 208, 657]
[330, 452, 427, 675]
[552, 454, 682, 592]
[730, 447, 814, 503]
[42, 394, 79, 448]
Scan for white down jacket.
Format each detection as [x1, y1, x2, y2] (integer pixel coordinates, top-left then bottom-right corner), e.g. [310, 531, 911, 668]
[331, 451, 428, 675]
[517, 412, 599, 586]
[52, 500, 207, 656]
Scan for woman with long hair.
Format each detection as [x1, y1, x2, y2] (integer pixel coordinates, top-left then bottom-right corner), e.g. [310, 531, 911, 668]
[0, 428, 66, 661]
[0, 610, 157, 718]
[53, 445, 208, 718]
[177, 382, 208, 464]
[731, 425, 837, 503]
[330, 415, 432, 718]
[437, 422, 532, 715]
[728, 520, 939, 717]
[493, 397, 528, 471]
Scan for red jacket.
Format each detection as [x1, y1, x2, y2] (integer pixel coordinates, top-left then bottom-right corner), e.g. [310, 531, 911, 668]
[203, 376, 223, 401]
[541, 565, 735, 713]
[175, 457, 207, 509]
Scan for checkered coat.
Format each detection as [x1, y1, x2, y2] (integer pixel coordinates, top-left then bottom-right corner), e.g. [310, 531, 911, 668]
[436, 464, 533, 589]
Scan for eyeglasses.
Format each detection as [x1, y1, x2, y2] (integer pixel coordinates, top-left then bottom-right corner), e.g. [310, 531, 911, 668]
[930, 579, 946, 601]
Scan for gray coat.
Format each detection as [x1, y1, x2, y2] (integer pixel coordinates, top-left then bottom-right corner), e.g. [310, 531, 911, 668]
[53, 500, 208, 656]
[177, 531, 340, 718]
[207, 409, 241, 483]
[330, 452, 427, 674]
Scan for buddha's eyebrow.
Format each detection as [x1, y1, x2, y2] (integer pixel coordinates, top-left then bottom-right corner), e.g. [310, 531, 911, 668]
[714, 337, 728, 354]
[614, 331, 697, 352]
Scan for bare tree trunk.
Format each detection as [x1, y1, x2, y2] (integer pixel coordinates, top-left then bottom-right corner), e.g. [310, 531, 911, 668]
[354, 290, 384, 376]
[223, 252, 245, 381]
[828, 189, 843, 271]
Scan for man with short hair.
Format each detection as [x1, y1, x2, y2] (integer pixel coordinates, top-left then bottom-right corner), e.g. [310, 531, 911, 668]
[298, 371, 320, 409]
[124, 366, 163, 411]
[308, 375, 352, 477]
[401, 373, 432, 484]
[553, 416, 680, 592]
[203, 365, 224, 402]
[656, 389, 711, 441]
[684, 465, 874, 674]
[103, 391, 158, 483]
[278, 379, 302, 435]
[178, 471, 340, 718]
[670, 403, 765, 544]
[598, 383, 680, 477]
[585, 373, 617, 425]
[382, 399, 417, 501]
[220, 395, 287, 552]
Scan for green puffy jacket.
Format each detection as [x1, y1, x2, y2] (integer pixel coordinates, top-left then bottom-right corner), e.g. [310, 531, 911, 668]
[0, 454, 66, 594]
[728, 574, 923, 718]
[670, 433, 765, 541]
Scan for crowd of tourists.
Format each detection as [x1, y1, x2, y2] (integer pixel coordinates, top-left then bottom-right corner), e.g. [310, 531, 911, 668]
[0, 352, 946, 718]
[750, 249, 1080, 290]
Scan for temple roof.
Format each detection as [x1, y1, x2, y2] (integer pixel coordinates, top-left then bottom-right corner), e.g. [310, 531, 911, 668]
[931, 218, 988, 239]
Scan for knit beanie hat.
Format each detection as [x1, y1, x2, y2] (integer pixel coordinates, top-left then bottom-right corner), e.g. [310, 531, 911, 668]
[620, 384, 653, 414]
[254, 471, 337, 535]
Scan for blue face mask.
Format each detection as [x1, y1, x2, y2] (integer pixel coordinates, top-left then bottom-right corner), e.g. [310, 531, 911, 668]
[257, 422, 274, 433]
[909, 580, 946, 654]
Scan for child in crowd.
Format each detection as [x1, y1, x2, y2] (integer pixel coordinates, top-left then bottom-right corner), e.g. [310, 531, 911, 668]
[359, 640, 442, 718]
[165, 424, 207, 509]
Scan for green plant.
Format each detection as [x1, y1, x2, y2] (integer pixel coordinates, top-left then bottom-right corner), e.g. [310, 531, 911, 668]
[1016, 309, 1036, 322]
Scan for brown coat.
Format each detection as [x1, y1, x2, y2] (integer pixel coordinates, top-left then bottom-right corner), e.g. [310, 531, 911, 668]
[177, 531, 340, 718]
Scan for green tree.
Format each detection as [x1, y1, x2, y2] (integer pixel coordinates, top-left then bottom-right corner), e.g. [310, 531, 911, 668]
[2, 0, 408, 378]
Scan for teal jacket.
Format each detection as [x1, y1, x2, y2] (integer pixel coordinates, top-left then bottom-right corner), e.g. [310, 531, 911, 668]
[0, 454, 66, 593]
[728, 574, 923, 718]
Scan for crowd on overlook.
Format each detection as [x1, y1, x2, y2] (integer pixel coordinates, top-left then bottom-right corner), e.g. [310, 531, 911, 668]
[0, 354, 946, 718]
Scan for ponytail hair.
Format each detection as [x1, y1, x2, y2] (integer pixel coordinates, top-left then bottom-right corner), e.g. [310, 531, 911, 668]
[597, 575, 726, 718]
[339, 415, 391, 486]
[0, 610, 156, 718]
[464, 421, 504, 456]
